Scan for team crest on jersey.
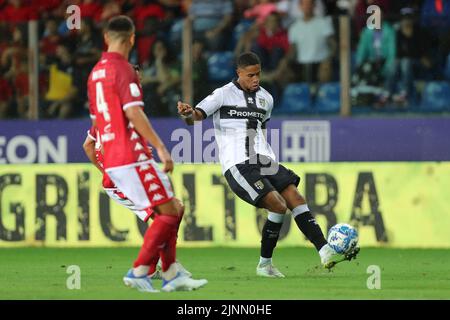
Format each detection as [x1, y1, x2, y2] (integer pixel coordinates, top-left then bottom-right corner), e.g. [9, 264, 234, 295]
[254, 180, 265, 190]
[259, 98, 266, 108]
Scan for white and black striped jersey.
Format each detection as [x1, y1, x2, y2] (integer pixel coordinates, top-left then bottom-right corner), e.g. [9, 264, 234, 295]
[195, 80, 276, 173]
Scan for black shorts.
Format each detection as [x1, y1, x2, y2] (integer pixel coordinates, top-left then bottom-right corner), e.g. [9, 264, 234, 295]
[224, 155, 300, 208]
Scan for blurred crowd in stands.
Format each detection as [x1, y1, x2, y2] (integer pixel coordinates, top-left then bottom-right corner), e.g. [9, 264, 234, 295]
[0, 0, 450, 119]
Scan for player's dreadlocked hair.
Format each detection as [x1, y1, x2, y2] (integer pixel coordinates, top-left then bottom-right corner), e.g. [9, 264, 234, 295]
[105, 15, 135, 42]
[237, 52, 261, 69]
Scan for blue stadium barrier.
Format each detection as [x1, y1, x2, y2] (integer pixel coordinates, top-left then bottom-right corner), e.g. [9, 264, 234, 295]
[421, 81, 450, 112]
[207, 51, 235, 83]
[275, 83, 312, 114]
[316, 82, 341, 113]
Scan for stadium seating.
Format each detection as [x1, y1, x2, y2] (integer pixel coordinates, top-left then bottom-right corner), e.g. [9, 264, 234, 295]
[421, 81, 450, 112]
[275, 83, 312, 114]
[315, 82, 341, 113]
[207, 51, 236, 83]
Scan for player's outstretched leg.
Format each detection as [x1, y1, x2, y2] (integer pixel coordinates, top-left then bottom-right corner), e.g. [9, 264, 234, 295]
[281, 185, 360, 269]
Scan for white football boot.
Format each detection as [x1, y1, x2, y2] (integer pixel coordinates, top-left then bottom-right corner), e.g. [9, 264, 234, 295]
[256, 262, 286, 278]
[123, 269, 159, 293]
[320, 243, 360, 269]
[161, 263, 207, 292]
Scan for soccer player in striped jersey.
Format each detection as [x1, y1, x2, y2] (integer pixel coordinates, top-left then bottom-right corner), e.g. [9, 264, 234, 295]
[178, 52, 359, 277]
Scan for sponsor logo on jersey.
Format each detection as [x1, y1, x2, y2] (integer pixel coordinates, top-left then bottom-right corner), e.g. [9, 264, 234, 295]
[226, 109, 265, 120]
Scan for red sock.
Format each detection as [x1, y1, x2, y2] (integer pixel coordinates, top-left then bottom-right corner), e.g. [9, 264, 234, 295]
[133, 214, 179, 268]
[159, 209, 184, 271]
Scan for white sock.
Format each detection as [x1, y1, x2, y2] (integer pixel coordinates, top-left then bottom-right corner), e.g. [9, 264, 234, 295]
[133, 265, 149, 277]
[259, 257, 272, 265]
[291, 204, 310, 218]
[162, 262, 179, 281]
[267, 211, 285, 223]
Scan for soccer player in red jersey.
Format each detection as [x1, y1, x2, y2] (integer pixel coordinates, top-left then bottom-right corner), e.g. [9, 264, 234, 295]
[86, 15, 207, 292]
[82, 125, 192, 280]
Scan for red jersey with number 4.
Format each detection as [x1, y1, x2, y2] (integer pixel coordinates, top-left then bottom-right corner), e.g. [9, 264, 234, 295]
[87, 51, 153, 169]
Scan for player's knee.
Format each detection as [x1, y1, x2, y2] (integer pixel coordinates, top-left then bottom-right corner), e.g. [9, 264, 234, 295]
[263, 193, 287, 213]
[272, 201, 287, 214]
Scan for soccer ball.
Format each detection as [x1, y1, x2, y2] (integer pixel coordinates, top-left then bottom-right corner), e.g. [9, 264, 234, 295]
[327, 223, 359, 254]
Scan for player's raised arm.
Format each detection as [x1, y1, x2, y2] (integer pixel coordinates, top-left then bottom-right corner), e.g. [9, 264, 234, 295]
[177, 101, 204, 125]
[178, 88, 224, 125]
[124, 106, 174, 173]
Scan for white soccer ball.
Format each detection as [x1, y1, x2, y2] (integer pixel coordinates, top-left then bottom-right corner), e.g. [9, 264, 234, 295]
[327, 223, 359, 254]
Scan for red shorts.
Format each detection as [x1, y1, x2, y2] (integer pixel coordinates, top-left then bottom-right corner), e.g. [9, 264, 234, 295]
[105, 159, 174, 210]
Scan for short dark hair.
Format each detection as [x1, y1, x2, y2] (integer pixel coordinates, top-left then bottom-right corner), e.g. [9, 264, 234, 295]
[237, 52, 261, 69]
[105, 15, 135, 41]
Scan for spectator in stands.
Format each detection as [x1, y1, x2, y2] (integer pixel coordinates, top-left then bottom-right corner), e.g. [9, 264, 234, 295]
[191, 39, 209, 105]
[286, 0, 336, 83]
[0, 76, 13, 118]
[187, 0, 234, 51]
[73, 19, 101, 115]
[78, 0, 102, 21]
[134, 1, 166, 66]
[1, 0, 38, 26]
[392, 8, 433, 105]
[140, 39, 181, 117]
[40, 18, 61, 59]
[235, 12, 289, 72]
[276, 0, 325, 27]
[244, 0, 278, 26]
[44, 44, 78, 118]
[355, 6, 396, 106]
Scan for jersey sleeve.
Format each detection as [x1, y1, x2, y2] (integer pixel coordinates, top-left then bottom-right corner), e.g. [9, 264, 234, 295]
[116, 64, 144, 111]
[262, 93, 274, 128]
[87, 126, 97, 141]
[195, 88, 224, 118]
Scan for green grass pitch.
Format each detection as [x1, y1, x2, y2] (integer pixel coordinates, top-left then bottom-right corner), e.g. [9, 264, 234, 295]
[0, 247, 449, 300]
